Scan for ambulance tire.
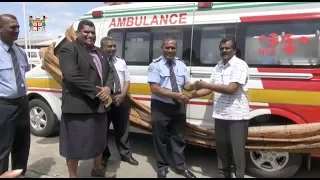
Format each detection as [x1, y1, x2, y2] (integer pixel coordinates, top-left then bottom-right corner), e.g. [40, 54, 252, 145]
[29, 99, 58, 137]
[245, 151, 302, 178]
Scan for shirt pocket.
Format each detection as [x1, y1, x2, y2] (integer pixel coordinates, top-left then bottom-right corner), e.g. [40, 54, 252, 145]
[19, 59, 28, 76]
[176, 71, 185, 86]
[115, 66, 125, 80]
[159, 71, 171, 89]
[0, 60, 13, 81]
[214, 72, 223, 85]
[222, 68, 233, 85]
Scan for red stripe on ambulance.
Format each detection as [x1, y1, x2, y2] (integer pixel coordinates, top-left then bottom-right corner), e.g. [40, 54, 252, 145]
[240, 12, 320, 22]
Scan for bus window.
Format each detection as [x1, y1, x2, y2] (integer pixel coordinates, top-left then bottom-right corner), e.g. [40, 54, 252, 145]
[152, 29, 183, 59]
[244, 20, 320, 66]
[124, 31, 151, 64]
[108, 31, 124, 58]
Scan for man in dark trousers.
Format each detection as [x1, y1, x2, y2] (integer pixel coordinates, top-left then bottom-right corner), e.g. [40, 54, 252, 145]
[100, 36, 139, 167]
[147, 38, 196, 178]
[191, 38, 249, 178]
[59, 20, 116, 178]
[0, 14, 31, 177]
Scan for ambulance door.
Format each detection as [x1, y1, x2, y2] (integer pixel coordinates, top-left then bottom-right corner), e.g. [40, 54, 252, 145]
[94, 21, 104, 48]
[93, 23, 100, 47]
[184, 2, 197, 126]
[189, 14, 238, 129]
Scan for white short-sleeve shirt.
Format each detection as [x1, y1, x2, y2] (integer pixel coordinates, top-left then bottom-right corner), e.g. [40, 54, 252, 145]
[209, 56, 249, 120]
[110, 56, 131, 92]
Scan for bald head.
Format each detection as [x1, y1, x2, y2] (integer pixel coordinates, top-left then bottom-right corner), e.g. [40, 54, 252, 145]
[0, 14, 20, 46]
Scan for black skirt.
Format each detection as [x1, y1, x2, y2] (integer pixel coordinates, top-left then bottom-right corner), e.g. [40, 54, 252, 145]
[59, 113, 108, 160]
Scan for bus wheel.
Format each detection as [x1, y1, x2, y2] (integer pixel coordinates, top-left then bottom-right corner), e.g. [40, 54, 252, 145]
[246, 151, 302, 178]
[29, 99, 57, 137]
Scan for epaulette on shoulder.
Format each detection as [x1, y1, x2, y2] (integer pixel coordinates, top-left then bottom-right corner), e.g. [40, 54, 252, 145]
[152, 56, 162, 63]
[14, 43, 25, 53]
[116, 55, 124, 60]
[14, 43, 22, 48]
[175, 57, 186, 64]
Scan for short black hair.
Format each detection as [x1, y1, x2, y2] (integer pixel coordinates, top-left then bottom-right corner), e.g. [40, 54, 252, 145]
[161, 37, 177, 47]
[77, 20, 95, 32]
[219, 37, 236, 50]
[0, 14, 17, 27]
[100, 36, 113, 48]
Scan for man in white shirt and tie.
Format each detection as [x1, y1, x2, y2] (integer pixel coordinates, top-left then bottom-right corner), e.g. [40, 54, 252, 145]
[100, 36, 139, 167]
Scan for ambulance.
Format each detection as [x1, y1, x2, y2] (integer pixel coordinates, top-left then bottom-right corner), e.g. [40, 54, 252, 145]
[25, 49, 42, 69]
[25, 2, 320, 178]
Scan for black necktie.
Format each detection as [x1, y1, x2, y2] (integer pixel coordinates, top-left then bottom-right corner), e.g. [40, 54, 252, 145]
[110, 57, 121, 94]
[8, 47, 25, 96]
[168, 61, 180, 104]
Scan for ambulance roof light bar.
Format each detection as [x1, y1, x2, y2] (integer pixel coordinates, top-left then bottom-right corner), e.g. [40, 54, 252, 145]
[198, 2, 213, 8]
[92, 11, 103, 18]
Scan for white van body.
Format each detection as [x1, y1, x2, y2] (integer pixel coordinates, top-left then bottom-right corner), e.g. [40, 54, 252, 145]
[25, 49, 42, 69]
[25, 2, 320, 178]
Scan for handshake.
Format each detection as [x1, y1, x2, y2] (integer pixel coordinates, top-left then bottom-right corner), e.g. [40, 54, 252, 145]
[191, 80, 208, 91]
[173, 80, 209, 103]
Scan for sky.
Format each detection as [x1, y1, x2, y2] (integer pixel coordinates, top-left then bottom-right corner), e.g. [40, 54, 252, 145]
[0, 2, 103, 40]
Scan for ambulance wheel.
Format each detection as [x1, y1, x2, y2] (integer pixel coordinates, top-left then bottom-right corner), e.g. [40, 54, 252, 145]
[246, 151, 302, 178]
[29, 99, 57, 137]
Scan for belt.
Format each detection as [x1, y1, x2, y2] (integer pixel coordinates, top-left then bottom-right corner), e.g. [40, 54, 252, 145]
[152, 99, 179, 106]
[0, 96, 25, 103]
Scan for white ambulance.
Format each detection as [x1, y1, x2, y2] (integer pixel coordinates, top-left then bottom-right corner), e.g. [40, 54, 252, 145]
[25, 2, 320, 178]
[25, 49, 42, 69]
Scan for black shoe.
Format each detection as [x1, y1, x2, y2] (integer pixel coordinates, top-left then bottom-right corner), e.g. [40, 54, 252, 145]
[157, 169, 169, 178]
[121, 156, 139, 166]
[178, 169, 196, 178]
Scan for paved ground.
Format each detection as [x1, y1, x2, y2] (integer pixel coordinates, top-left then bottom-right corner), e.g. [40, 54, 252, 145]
[14, 132, 320, 178]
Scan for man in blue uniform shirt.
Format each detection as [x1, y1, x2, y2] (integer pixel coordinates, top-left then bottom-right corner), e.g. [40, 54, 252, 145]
[0, 14, 31, 177]
[147, 37, 196, 178]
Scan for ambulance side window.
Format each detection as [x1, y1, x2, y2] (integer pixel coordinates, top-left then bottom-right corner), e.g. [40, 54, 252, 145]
[239, 19, 320, 66]
[30, 52, 37, 58]
[125, 31, 151, 65]
[199, 26, 228, 65]
[190, 23, 237, 67]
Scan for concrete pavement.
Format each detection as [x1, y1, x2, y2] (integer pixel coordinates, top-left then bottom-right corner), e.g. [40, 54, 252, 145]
[9, 132, 320, 178]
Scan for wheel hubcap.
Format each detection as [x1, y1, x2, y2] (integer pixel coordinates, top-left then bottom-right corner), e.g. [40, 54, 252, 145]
[30, 107, 47, 130]
[250, 151, 289, 172]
